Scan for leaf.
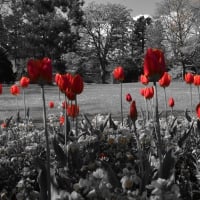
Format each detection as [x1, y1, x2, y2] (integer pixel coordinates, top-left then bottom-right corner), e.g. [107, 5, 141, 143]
[33, 158, 48, 200]
[109, 114, 117, 130]
[99, 114, 110, 132]
[82, 114, 93, 130]
[65, 115, 71, 135]
[178, 121, 194, 147]
[5, 116, 13, 127]
[196, 119, 200, 134]
[101, 161, 121, 188]
[185, 109, 192, 122]
[26, 107, 30, 119]
[52, 137, 67, 166]
[159, 149, 175, 179]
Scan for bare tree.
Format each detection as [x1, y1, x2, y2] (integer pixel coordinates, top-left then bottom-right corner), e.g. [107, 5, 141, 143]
[156, 0, 195, 76]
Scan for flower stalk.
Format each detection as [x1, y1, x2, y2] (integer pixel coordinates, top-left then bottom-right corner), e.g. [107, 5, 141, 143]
[41, 85, 51, 200]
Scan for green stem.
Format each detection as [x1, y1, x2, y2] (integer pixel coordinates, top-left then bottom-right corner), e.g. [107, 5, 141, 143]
[41, 85, 51, 200]
[153, 81, 163, 178]
[64, 94, 67, 148]
[75, 95, 78, 137]
[120, 82, 123, 126]
[198, 86, 200, 102]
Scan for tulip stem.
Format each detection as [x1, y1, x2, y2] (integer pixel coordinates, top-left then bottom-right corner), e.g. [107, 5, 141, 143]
[163, 87, 168, 122]
[153, 81, 163, 178]
[190, 84, 193, 115]
[120, 82, 123, 126]
[41, 85, 51, 200]
[198, 86, 200, 102]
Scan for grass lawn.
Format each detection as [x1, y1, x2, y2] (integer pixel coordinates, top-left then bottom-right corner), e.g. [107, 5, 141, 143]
[0, 81, 197, 125]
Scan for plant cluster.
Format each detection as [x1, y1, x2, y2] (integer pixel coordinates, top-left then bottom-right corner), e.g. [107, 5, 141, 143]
[0, 48, 200, 200]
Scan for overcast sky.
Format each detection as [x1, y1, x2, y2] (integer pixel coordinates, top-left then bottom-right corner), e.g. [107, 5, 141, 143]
[83, 0, 161, 17]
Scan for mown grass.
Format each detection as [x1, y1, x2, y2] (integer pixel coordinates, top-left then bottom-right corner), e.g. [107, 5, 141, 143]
[0, 81, 197, 124]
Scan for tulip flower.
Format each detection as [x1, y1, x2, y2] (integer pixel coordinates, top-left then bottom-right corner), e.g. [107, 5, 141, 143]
[185, 72, 194, 84]
[59, 115, 65, 126]
[196, 103, 200, 119]
[71, 74, 84, 95]
[57, 74, 69, 93]
[48, 101, 54, 108]
[66, 88, 76, 101]
[10, 84, 20, 96]
[67, 104, 79, 119]
[143, 48, 166, 82]
[126, 93, 132, 102]
[27, 57, 52, 199]
[159, 72, 171, 119]
[27, 57, 52, 84]
[113, 66, 125, 125]
[113, 66, 125, 81]
[159, 72, 171, 88]
[193, 74, 200, 101]
[140, 74, 149, 85]
[168, 97, 175, 108]
[184, 72, 194, 114]
[144, 87, 154, 99]
[20, 76, 30, 88]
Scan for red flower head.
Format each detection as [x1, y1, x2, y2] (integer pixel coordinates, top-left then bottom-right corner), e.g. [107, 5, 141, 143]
[185, 72, 194, 84]
[49, 101, 54, 108]
[55, 73, 62, 85]
[196, 103, 200, 118]
[71, 74, 84, 95]
[159, 72, 171, 88]
[67, 104, 79, 118]
[168, 97, 175, 108]
[143, 48, 166, 82]
[0, 84, 2, 94]
[62, 101, 68, 109]
[20, 76, 30, 88]
[59, 116, 65, 126]
[129, 101, 137, 121]
[140, 74, 149, 85]
[10, 84, 20, 96]
[113, 66, 125, 81]
[57, 74, 69, 93]
[66, 88, 76, 100]
[27, 57, 52, 84]
[193, 74, 200, 86]
[140, 88, 145, 97]
[126, 93, 132, 102]
[144, 87, 154, 99]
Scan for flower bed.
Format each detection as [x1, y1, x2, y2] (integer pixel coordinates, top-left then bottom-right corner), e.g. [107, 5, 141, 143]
[0, 48, 200, 199]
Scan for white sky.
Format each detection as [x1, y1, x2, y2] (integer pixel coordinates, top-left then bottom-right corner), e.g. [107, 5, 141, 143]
[83, 0, 161, 17]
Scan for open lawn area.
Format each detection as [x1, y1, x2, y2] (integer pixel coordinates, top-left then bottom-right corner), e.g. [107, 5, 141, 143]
[0, 81, 197, 124]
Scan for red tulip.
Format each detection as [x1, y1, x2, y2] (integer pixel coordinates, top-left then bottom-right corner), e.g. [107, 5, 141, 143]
[140, 88, 145, 97]
[62, 101, 68, 109]
[143, 48, 166, 82]
[126, 93, 132, 102]
[113, 66, 125, 81]
[140, 74, 149, 85]
[168, 97, 175, 108]
[27, 57, 52, 84]
[71, 74, 84, 95]
[159, 72, 171, 87]
[0, 84, 2, 94]
[66, 88, 76, 100]
[67, 104, 79, 118]
[20, 76, 30, 88]
[193, 74, 200, 86]
[49, 101, 54, 108]
[185, 73, 194, 84]
[196, 103, 200, 118]
[144, 87, 154, 99]
[57, 74, 69, 93]
[55, 73, 62, 85]
[59, 116, 65, 125]
[10, 84, 20, 96]
[129, 101, 137, 121]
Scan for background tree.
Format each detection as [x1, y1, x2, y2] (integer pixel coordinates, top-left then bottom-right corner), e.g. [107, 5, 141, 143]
[156, 0, 196, 76]
[83, 2, 132, 83]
